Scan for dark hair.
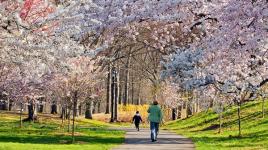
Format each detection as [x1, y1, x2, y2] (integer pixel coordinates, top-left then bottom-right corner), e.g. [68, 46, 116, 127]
[136, 111, 139, 114]
[153, 100, 158, 105]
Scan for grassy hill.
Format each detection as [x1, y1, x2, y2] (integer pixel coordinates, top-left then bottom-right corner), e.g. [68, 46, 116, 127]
[0, 112, 125, 150]
[164, 100, 268, 150]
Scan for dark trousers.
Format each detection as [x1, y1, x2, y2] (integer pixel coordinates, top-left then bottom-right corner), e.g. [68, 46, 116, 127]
[150, 122, 159, 141]
[135, 123, 140, 131]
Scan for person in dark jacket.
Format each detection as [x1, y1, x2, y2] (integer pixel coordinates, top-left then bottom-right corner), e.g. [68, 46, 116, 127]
[132, 111, 142, 131]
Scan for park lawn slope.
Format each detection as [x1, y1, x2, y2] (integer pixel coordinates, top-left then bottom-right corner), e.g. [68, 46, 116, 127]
[0, 112, 125, 150]
[164, 100, 268, 150]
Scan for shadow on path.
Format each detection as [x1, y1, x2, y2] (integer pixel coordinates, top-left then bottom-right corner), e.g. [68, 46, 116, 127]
[112, 128, 195, 150]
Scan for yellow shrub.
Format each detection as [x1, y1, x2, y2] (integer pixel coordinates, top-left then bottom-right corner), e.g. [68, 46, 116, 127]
[118, 104, 171, 122]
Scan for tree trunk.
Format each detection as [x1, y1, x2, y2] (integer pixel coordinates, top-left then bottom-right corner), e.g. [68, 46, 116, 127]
[172, 108, 177, 120]
[61, 106, 65, 125]
[60, 106, 66, 119]
[9, 102, 12, 111]
[28, 103, 34, 121]
[238, 102, 241, 137]
[38, 104, 43, 113]
[67, 106, 71, 132]
[262, 97, 265, 118]
[219, 111, 222, 133]
[185, 101, 188, 118]
[153, 84, 158, 101]
[177, 106, 181, 119]
[85, 100, 93, 119]
[61, 105, 67, 126]
[75, 102, 79, 117]
[131, 75, 134, 104]
[20, 102, 23, 128]
[197, 98, 200, 113]
[51, 102, 57, 114]
[72, 91, 78, 143]
[65, 107, 69, 119]
[27, 100, 37, 122]
[137, 82, 141, 105]
[105, 64, 111, 114]
[119, 80, 123, 105]
[114, 67, 119, 122]
[123, 53, 131, 106]
[78, 104, 82, 116]
[65, 103, 69, 119]
[110, 67, 115, 122]
[92, 101, 97, 114]
[7, 98, 10, 111]
[97, 101, 101, 113]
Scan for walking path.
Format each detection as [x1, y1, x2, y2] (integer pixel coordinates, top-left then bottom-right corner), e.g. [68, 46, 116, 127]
[112, 128, 195, 150]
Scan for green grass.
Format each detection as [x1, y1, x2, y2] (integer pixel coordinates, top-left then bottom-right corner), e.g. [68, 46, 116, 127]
[164, 100, 268, 150]
[0, 112, 125, 150]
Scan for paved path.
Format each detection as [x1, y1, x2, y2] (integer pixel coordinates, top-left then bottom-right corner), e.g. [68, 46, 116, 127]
[112, 128, 195, 150]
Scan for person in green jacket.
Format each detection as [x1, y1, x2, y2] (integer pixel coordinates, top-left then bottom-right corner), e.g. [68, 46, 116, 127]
[147, 100, 163, 142]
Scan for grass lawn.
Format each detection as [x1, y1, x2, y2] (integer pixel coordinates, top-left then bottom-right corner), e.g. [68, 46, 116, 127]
[164, 100, 268, 150]
[0, 112, 125, 150]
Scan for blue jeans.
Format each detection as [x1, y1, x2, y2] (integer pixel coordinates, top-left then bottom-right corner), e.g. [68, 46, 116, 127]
[150, 122, 159, 141]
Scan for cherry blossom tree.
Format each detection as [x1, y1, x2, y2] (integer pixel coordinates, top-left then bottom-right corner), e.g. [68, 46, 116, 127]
[161, 80, 185, 120]
[162, 0, 267, 136]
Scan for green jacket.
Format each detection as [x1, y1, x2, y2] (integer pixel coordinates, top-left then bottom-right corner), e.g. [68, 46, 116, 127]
[147, 105, 163, 123]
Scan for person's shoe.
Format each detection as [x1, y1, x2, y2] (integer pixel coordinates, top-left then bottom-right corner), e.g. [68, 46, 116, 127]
[151, 139, 156, 142]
